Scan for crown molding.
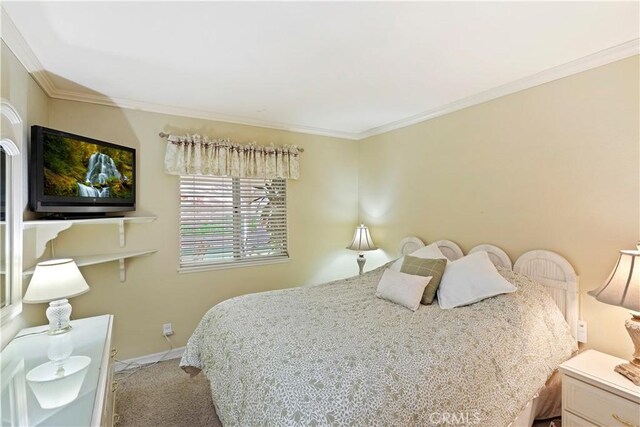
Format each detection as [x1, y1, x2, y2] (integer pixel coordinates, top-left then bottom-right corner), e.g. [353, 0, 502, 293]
[48, 87, 362, 140]
[2, 5, 638, 141]
[0, 7, 57, 96]
[359, 38, 640, 140]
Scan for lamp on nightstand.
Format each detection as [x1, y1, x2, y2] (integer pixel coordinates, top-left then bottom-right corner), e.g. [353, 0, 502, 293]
[23, 259, 90, 335]
[347, 224, 377, 275]
[588, 243, 640, 386]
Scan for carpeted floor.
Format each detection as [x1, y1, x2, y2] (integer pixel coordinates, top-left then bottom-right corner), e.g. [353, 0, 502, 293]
[115, 359, 221, 427]
[114, 358, 561, 427]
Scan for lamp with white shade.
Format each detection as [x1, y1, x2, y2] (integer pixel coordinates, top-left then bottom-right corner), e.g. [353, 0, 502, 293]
[588, 244, 640, 385]
[346, 224, 377, 275]
[23, 259, 90, 335]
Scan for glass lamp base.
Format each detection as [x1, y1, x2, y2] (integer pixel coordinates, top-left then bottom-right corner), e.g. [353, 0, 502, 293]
[46, 299, 73, 335]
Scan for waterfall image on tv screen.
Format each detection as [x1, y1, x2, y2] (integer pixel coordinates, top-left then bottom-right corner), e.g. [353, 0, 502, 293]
[42, 133, 134, 200]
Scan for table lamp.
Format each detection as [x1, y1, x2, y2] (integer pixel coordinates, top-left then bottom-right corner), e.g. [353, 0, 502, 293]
[588, 244, 640, 385]
[346, 224, 377, 275]
[23, 259, 90, 335]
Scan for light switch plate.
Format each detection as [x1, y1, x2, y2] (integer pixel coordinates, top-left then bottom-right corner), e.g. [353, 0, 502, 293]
[577, 320, 587, 343]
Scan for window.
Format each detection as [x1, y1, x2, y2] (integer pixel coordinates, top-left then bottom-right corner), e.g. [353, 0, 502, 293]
[179, 176, 288, 271]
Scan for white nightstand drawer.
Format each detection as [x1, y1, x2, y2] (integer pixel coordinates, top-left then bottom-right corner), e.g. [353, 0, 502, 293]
[563, 411, 598, 427]
[564, 375, 639, 427]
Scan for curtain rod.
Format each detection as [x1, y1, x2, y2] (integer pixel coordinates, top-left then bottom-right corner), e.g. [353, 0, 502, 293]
[158, 132, 304, 152]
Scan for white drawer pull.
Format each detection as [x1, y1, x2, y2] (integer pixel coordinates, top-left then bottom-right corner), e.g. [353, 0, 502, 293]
[612, 413, 639, 427]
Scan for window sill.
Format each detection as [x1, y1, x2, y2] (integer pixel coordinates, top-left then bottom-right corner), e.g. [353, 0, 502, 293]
[178, 257, 290, 274]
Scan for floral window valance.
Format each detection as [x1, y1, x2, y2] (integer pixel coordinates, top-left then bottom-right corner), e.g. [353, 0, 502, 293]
[162, 132, 301, 180]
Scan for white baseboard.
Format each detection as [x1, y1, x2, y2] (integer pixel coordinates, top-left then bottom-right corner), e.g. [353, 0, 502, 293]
[114, 346, 185, 372]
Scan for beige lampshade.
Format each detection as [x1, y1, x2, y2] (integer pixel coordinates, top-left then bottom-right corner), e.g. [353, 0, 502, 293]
[588, 249, 640, 312]
[346, 224, 377, 252]
[24, 259, 90, 304]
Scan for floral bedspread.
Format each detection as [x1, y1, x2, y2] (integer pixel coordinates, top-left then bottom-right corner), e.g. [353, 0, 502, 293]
[180, 264, 577, 426]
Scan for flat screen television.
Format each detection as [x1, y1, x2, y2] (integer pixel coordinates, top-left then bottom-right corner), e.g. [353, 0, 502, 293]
[30, 126, 136, 217]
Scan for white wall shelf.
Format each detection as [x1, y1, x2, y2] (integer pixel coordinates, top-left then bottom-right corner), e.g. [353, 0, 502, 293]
[24, 216, 157, 258]
[23, 250, 157, 282]
[23, 216, 157, 282]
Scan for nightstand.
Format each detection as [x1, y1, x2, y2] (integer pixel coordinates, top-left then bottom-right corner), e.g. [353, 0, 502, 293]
[0, 315, 116, 426]
[559, 349, 640, 427]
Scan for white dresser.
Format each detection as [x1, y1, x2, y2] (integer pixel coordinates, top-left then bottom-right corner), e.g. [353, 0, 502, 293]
[0, 315, 116, 426]
[560, 349, 640, 427]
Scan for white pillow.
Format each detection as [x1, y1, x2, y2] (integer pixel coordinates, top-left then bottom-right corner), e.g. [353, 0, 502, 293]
[375, 269, 432, 311]
[390, 242, 447, 271]
[437, 251, 516, 309]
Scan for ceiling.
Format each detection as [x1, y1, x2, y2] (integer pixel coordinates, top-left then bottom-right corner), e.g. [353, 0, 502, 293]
[2, 1, 639, 140]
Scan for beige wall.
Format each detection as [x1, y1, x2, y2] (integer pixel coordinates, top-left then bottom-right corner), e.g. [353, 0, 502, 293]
[0, 41, 49, 349]
[44, 99, 359, 359]
[359, 56, 640, 359]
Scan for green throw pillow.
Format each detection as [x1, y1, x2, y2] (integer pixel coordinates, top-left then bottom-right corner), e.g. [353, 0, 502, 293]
[400, 255, 447, 305]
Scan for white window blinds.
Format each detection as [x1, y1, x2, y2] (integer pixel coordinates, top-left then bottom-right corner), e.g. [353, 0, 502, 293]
[179, 176, 288, 271]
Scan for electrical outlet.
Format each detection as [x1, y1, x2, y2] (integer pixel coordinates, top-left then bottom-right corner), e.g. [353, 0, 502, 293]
[162, 323, 174, 336]
[577, 320, 587, 343]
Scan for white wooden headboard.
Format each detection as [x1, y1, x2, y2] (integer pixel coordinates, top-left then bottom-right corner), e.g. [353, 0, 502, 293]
[397, 237, 579, 341]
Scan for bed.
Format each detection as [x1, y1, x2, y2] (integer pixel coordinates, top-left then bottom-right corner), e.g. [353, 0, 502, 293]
[181, 238, 579, 426]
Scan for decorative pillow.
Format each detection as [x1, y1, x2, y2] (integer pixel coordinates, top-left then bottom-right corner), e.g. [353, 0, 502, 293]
[437, 251, 516, 309]
[375, 269, 432, 312]
[390, 242, 447, 271]
[400, 255, 447, 305]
